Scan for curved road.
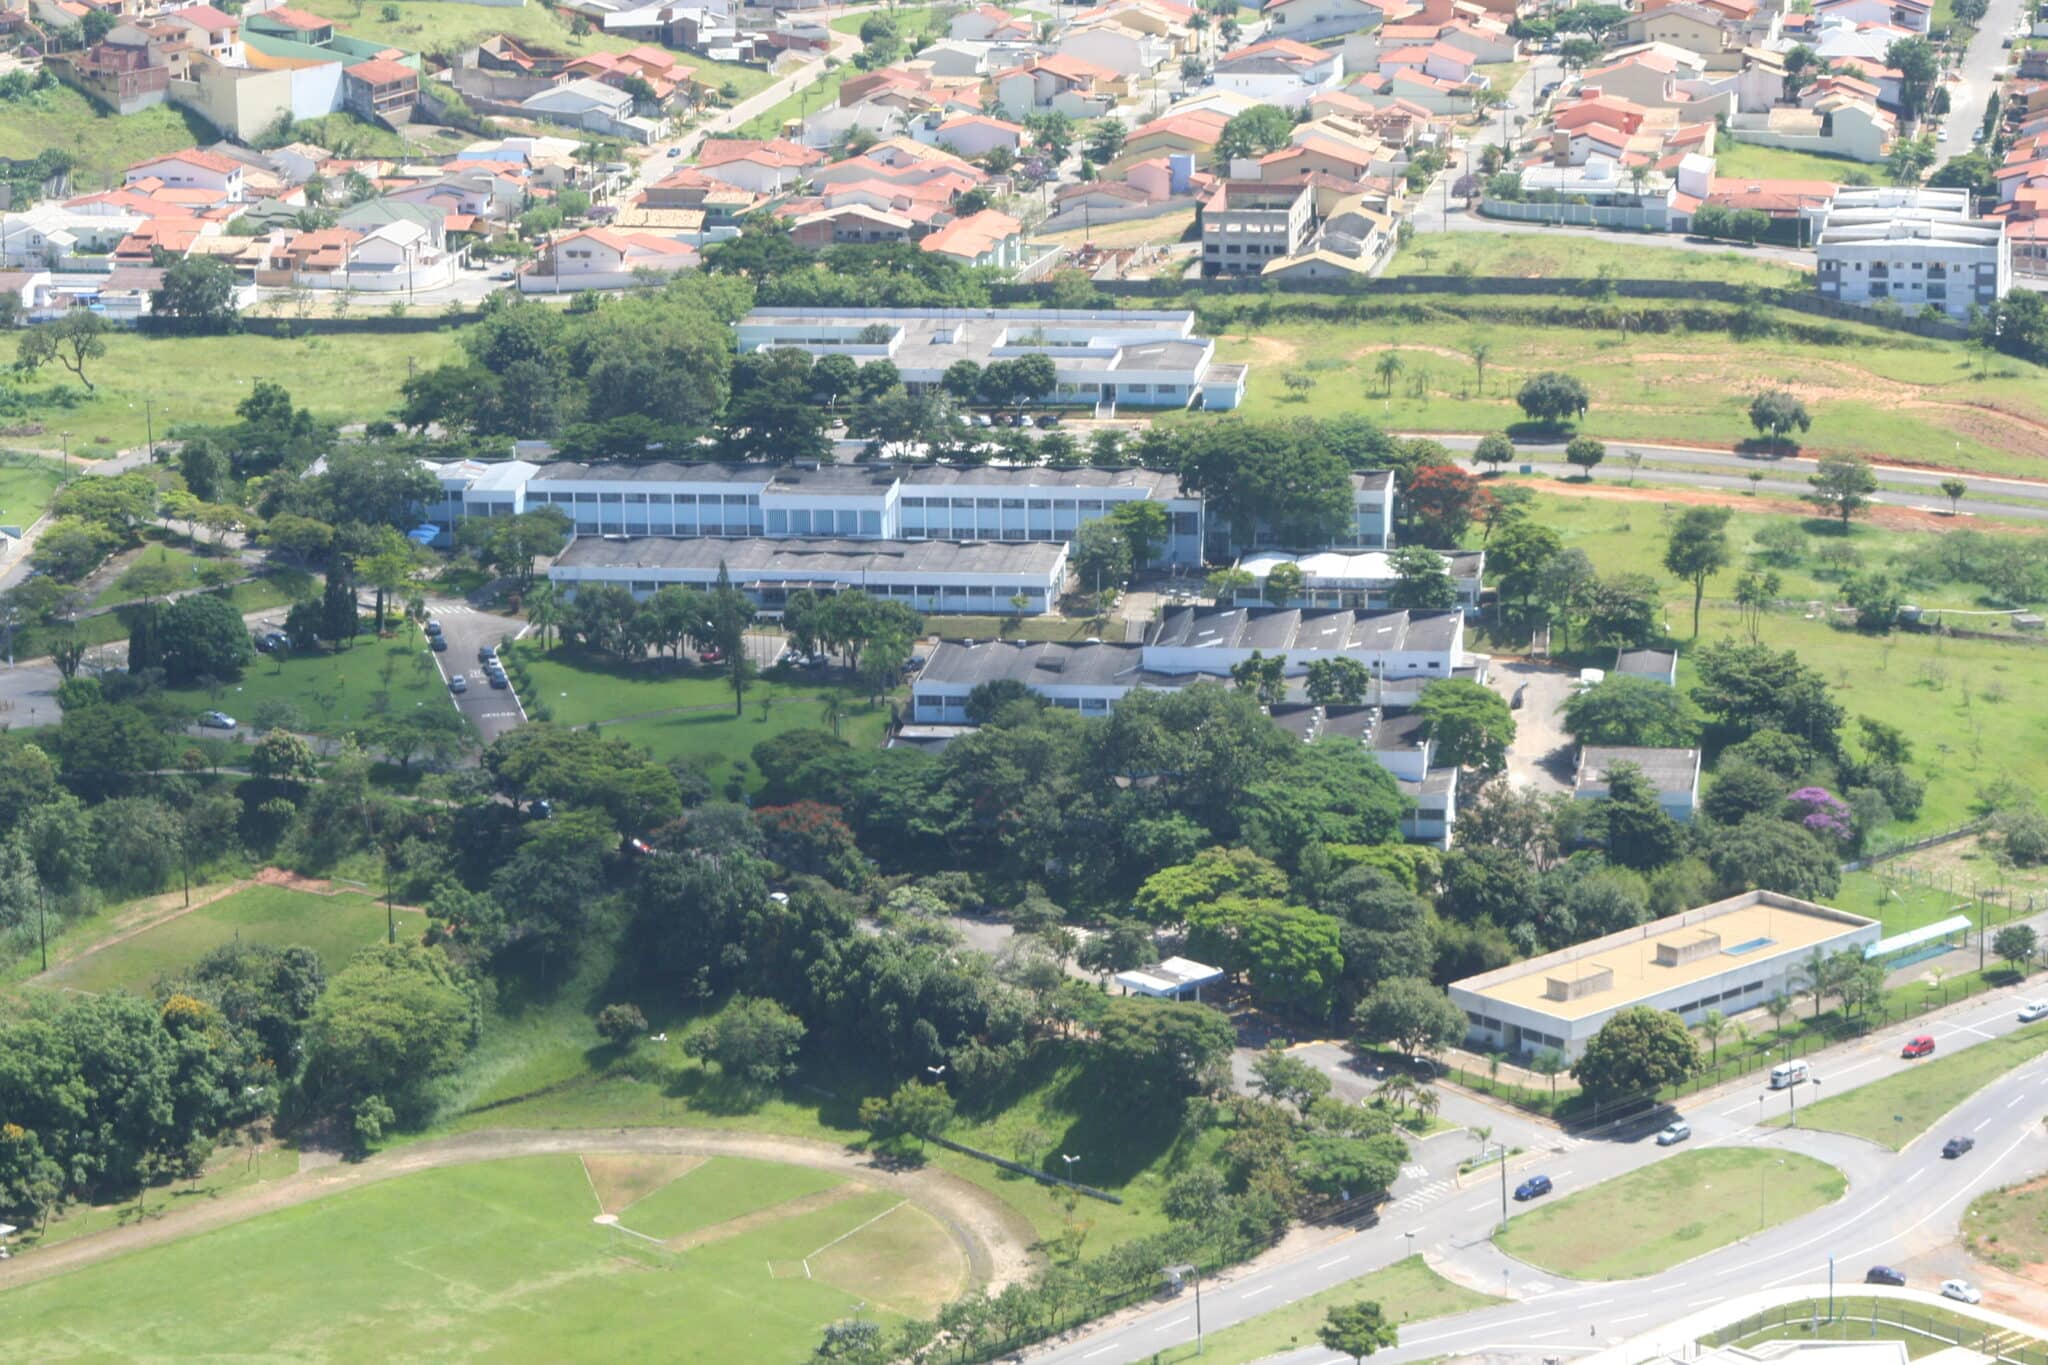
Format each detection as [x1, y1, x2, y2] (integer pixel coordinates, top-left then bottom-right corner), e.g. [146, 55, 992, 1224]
[1413, 433, 2048, 522]
[1030, 985, 2048, 1365]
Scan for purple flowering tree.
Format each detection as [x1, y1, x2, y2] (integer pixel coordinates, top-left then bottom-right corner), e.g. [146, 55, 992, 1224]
[1787, 786, 1854, 843]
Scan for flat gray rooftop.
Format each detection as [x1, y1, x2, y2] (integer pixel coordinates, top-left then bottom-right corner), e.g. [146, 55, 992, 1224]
[1577, 746, 1701, 796]
[555, 535, 1067, 576]
[531, 461, 897, 493]
[918, 639, 1144, 689]
[1147, 606, 1462, 655]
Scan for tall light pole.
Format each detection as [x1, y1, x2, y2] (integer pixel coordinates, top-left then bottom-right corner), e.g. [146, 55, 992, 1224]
[1492, 1141, 1510, 1231]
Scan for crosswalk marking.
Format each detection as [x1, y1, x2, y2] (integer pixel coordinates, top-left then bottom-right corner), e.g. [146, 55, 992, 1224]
[1388, 1178, 1455, 1212]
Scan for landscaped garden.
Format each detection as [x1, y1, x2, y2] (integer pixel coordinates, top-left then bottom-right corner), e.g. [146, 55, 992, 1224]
[1152, 1255, 1502, 1364]
[160, 622, 453, 738]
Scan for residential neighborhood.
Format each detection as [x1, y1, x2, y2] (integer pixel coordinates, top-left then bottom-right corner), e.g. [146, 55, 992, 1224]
[6, 0, 2048, 1360]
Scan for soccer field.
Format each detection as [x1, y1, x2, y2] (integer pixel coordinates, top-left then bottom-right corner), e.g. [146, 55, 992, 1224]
[0, 1154, 968, 1360]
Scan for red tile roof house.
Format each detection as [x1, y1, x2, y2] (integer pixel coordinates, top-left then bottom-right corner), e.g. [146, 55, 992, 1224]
[343, 56, 419, 124]
[123, 150, 245, 204]
[522, 227, 698, 293]
[918, 207, 1023, 266]
[693, 138, 825, 193]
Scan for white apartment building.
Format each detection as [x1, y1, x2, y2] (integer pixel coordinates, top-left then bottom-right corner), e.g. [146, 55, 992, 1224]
[1815, 187, 2009, 321]
[1231, 548, 1486, 612]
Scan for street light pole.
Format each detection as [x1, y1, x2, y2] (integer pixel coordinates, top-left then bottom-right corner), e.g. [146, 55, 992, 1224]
[1496, 1141, 1509, 1231]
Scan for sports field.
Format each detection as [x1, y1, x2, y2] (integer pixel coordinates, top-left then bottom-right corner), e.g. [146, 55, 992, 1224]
[26, 884, 401, 996]
[0, 1153, 967, 1360]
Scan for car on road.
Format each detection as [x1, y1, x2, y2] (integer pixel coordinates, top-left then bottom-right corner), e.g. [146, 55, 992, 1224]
[1941, 1279, 1983, 1304]
[699, 648, 723, 664]
[1937, 127, 1949, 143]
[2019, 1001, 2048, 1023]
[1865, 1266, 1907, 1287]
[478, 645, 498, 663]
[1901, 1034, 1936, 1059]
[199, 710, 237, 730]
[1943, 1136, 1976, 1159]
[430, 635, 448, 652]
[667, 146, 682, 157]
[1656, 1121, 1691, 1146]
[449, 674, 468, 694]
[490, 269, 516, 282]
[488, 671, 509, 688]
[1513, 1174, 1552, 1201]
[1037, 413, 1062, 428]
[424, 620, 442, 637]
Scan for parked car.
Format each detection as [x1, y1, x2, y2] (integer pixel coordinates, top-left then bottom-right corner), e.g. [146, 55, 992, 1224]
[903, 654, 928, 672]
[667, 146, 682, 158]
[256, 631, 290, 653]
[1941, 1280, 1983, 1305]
[974, 414, 994, 428]
[778, 648, 805, 666]
[1942, 1136, 1976, 1159]
[424, 620, 442, 637]
[430, 635, 448, 652]
[1865, 1266, 1907, 1287]
[1901, 1034, 1936, 1059]
[199, 710, 237, 730]
[1656, 1121, 1691, 1146]
[478, 645, 498, 663]
[1037, 413, 1062, 428]
[699, 648, 723, 664]
[449, 674, 468, 694]
[1937, 127, 1949, 143]
[1513, 1174, 1552, 1201]
[530, 798, 554, 819]
[2019, 1001, 2048, 1023]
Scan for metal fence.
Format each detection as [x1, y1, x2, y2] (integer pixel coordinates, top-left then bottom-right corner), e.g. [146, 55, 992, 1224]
[1708, 1297, 2048, 1365]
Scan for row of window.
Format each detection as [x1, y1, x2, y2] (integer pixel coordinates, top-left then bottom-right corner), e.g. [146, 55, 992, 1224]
[616, 581, 1046, 601]
[536, 492, 761, 507]
[1668, 979, 1765, 1017]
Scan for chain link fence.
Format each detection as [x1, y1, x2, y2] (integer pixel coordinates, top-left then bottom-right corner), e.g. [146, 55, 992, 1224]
[1708, 1297, 2048, 1365]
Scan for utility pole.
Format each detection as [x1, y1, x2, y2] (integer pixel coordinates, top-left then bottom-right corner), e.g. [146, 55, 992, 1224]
[1496, 1141, 1509, 1231]
[38, 881, 48, 974]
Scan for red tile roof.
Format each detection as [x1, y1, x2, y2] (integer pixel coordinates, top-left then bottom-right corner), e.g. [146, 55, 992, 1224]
[346, 57, 416, 85]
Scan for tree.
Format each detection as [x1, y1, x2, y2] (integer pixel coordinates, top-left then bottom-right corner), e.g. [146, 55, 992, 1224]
[1572, 1006, 1700, 1100]
[1216, 104, 1294, 161]
[1582, 573, 1662, 650]
[1473, 432, 1516, 474]
[249, 730, 318, 785]
[1085, 118, 1126, 162]
[149, 256, 238, 332]
[1807, 456, 1879, 527]
[1707, 816, 1841, 899]
[858, 1079, 955, 1152]
[718, 346, 830, 464]
[1564, 435, 1605, 479]
[1747, 390, 1811, 452]
[1229, 650, 1289, 707]
[1387, 545, 1458, 610]
[1600, 762, 1685, 871]
[1562, 675, 1700, 747]
[1374, 351, 1404, 396]
[1514, 371, 1590, 426]
[1108, 500, 1169, 569]
[1940, 478, 1967, 516]
[1294, 1133, 1402, 1200]
[1468, 338, 1493, 394]
[1886, 37, 1938, 120]
[465, 508, 572, 595]
[1305, 656, 1371, 706]
[1416, 679, 1515, 773]
[1353, 976, 1465, 1059]
[1663, 506, 1731, 638]
[1188, 897, 1344, 1016]
[1690, 640, 1844, 754]
[303, 943, 476, 1120]
[1251, 1046, 1332, 1113]
[16, 311, 109, 391]
[1698, 1010, 1727, 1067]
[1092, 996, 1234, 1099]
[1134, 847, 1289, 925]
[1995, 925, 2039, 977]
[684, 996, 807, 1088]
[1843, 571, 1902, 630]
[1320, 1301, 1399, 1365]
[1070, 518, 1132, 595]
[1404, 465, 1483, 545]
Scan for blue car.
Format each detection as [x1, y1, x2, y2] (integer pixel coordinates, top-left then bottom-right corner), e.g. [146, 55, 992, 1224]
[1514, 1175, 1553, 1201]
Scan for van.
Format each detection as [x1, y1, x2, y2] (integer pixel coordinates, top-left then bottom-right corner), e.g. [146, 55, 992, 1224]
[1769, 1060, 1809, 1089]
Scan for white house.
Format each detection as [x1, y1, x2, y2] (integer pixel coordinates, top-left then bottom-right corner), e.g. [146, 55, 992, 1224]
[520, 227, 698, 292]
[124, 150, 245, 203]
[1214, 38, 1345, 107]
[1815, 187, 2009, 321]
[1813, 0, 1929, 35]
[1055, 22, 1171, 78]
[519, 78, 655, 142]
[1262, 0, 1392, 43]
[921, 112, 1028, 158]
[1574, 746, 1702, 821]
[345, 219, 453, 292]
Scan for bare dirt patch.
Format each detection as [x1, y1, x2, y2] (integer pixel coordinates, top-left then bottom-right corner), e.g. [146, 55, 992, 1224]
[581, 1154, 706, 1215]
[808, 1202, 969, 1316]
[1245, 336, 1302, 366]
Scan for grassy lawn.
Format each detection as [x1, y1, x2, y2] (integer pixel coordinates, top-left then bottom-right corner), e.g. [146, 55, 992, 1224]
[1389, 232, 1809, 288]
[0, 1154, 959, 1360]
[297, 0, 656, 59]
[161, 623, 454, 738]
[0, 453, 67, 531]
[1723, 1297, 2046, 1356]
[512, 646, 890, 790]
[1207, 303, 2048, 477]
[24, 884, 402, 996]
[1495, 1148, 1845, 1279]
[11, 331, 462, 459]
[1964, 1174, 2048, 1271]
[12, 1146, 300, 1254]
[735, 65, 848, 139]
[11, 573, 305, 665]
[1474, 60, 1528, 98]
[613, 1156, 842, 1240]
[1712, 140, 1883, 186]
[0, 85, 217, 191]
[1779, 1020, 2048, 1149]
[1152, 1256, 1503, 1365]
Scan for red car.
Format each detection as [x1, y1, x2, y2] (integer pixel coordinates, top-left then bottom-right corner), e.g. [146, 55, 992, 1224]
[698, 648, 723, 664]
[1901, 1034, 1936, 1059]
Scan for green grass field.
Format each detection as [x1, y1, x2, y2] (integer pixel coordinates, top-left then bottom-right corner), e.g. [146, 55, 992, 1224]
[1722, 1297, 2045, 1357]
[25, 884, 402, 996]
[1780, 1021, 2048, 1149]
[0, 85, 217, 190]
[1965, 1174, 2048, 1271]
[514, 648, 890, 789]
[1153, 1256, 1503, 1364]
[0, 453, 66, 532]
[161, 623, 455, 737]
[1495, 1148, 1845, 1279]
[613, 1155, 842, 1240]
[0, 1153, 961, 1360]
[1390, 233, 1808, 287]
[9, 330, 463, 459]
[1212, 306, 2048, 477]
[1711, 141, 1882, 186]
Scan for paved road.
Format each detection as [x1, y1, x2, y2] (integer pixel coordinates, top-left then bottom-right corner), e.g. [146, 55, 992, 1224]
[1030, 985, 2048, 1365]
[420, 597, 527, 748]
[1411, 433, 2048, 521]
[1938, 0, 2030, 169]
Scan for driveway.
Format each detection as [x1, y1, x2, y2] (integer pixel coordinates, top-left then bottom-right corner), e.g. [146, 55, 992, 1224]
[1493, 658, 1576, 794]
[420, 598, 527, 747]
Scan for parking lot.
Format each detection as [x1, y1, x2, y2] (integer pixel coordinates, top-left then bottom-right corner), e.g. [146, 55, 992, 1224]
[418, 600, 527, 747]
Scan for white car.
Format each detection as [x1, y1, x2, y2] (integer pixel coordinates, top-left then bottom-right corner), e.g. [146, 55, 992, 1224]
[2021, 1002, 2048, 1023]
[199, 710, 237, 730]
[1941, 1279, 1982, 1305]
[1656, 1121, 1692, 1146]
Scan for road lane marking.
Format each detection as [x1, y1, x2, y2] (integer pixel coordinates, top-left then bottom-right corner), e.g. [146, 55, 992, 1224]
[1905, 1168, 1925, 1183]
[1615, 1313, 1650, 1324]
[1464, 1200, 1495, 1213]
[1532, 1328, 1573, 1340]
[1318, 1256, 1349, 1269]
[1153, 1316, 1188, 1332]
[2010, 1095, 2027, 1109]
[1241, 1284, 1275, 1299]
[1976, 1117, 1994, 1132]
[1082, 1347, 1116, 1359]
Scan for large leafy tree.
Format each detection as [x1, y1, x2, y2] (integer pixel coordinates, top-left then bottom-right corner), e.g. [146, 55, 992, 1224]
[1514, 371, 1590, 426]
[1707, 815, 1841, 899]
[1561, 675, 1700, 747]
[1353, 976, 1465, 1059]
[1188, 897, 1345, 1017]
[1403, 464, 1485, 545]
[1133, 846, 1288, 925]
[1092, 996, 1235, 1099]
[1807, 456, 1879, 527]
[1416, 679, 1515, 774]
[1690, 640, 1845, 753]
[303, 943, 477, 1121]
[1663, 506, 1730, 637]
[1572, 1005, 1701, 1099]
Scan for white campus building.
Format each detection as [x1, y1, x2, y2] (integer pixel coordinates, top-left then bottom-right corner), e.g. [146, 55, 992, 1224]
[1815, 187, 2009, 322]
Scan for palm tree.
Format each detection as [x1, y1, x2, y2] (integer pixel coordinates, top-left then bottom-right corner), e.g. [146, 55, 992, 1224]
[1376, 1072, 1416, 1115]
[1468, 339, 1491, 395]
[1410, 1084, 1441, 1127]
[1374, 350, 1404, 396]
[1698, 1010, 1727, 1067]
[1471, 1123, 1493, 1158]
[525, 582, 560, 650]
[1764, 993, 1794, 1037]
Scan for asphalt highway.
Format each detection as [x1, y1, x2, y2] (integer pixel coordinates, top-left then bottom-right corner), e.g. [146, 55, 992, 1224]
[1030, 985, 2048, 1365]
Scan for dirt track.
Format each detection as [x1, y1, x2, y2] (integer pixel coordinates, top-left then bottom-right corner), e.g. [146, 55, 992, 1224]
[0, 1127, 1040, 1297]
